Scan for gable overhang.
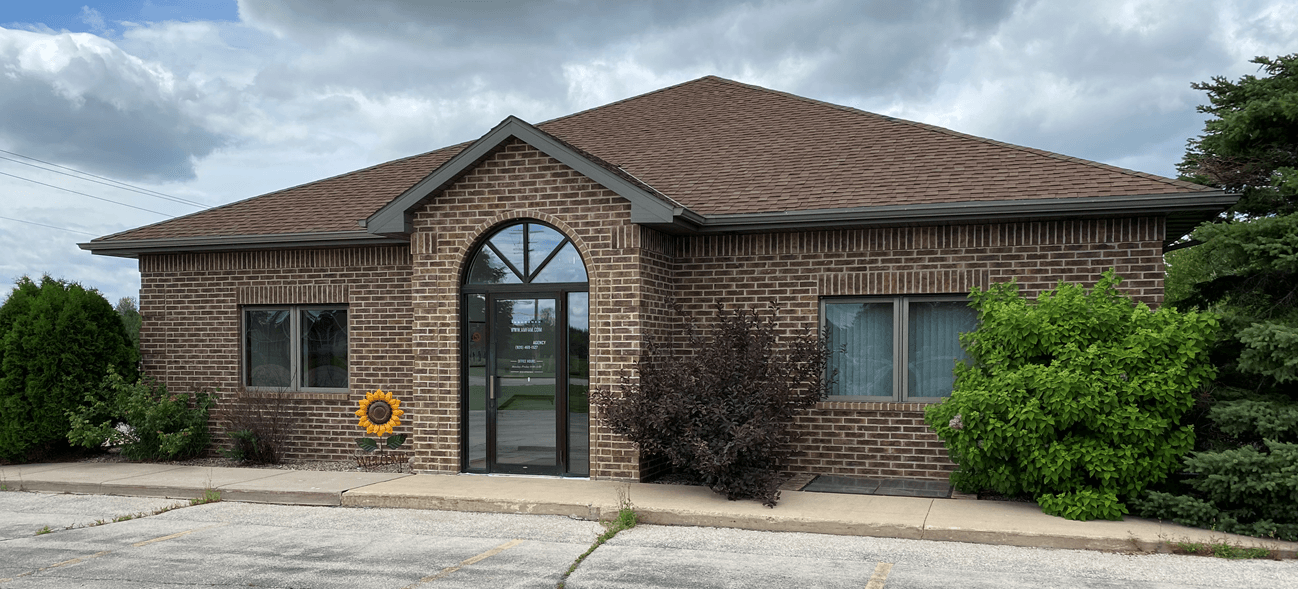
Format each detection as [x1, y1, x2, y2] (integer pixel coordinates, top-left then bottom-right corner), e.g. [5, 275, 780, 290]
[79, 230, 407, 259]
[365, 116, 680, 236]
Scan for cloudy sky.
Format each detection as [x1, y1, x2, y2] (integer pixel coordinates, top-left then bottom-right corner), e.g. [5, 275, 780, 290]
[1, 0, 1294, 305]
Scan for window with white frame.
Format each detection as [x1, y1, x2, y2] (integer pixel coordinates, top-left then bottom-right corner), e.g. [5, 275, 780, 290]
[821, 296, 977, 401]
[244, 306, 348, 391]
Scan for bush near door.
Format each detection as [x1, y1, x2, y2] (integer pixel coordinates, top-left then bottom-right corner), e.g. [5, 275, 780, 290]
[593, 302, 832, 507]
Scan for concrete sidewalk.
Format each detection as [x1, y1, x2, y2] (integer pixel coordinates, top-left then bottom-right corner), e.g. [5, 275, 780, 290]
[3, 461, 1294, 557]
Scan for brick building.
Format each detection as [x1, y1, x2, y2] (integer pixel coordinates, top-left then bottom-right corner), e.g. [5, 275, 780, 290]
[84, 76, 1234, 482]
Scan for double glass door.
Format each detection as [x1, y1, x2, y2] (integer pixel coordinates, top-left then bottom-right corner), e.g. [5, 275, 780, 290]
[464, 292, 588, 475]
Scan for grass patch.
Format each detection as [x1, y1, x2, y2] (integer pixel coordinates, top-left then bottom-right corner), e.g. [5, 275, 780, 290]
[1170, 541, 1279, 559]
[26, 497, 199, 537]
[556, 489, 638, 589]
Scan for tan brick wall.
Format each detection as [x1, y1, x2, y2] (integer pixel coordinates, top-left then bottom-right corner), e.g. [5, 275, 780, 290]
[137, 246, 414, 461]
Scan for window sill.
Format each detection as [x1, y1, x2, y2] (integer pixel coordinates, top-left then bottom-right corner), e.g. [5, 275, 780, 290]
[239, 388, 351, 401]
[817, 399, 941, 411]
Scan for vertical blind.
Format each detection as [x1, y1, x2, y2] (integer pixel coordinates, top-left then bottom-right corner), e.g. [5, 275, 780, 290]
[907, 301, 978, 398]
[825, 301, 894, 397]
[825, 298, 977, 399]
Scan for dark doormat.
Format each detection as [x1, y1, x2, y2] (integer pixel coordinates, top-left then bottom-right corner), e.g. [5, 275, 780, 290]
[801, 475, 952, 499]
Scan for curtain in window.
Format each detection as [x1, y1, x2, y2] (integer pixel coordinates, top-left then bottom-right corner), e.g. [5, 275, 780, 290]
[302, 309, 348, 388]
[907, 301, 978, 397]
[246, 310, 291, 387]
[826, 302, 894, 397]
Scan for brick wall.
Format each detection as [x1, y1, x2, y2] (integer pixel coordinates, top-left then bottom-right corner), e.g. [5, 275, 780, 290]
[672, 217, 1166, 480]
[137, 246, 414, 461]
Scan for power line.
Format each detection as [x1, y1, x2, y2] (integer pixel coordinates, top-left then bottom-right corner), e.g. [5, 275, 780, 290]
[0, 215, 97, 237]
[0, 155, 204, 209]
[0, 148, 206, 208]
[0, 171, 172, 217]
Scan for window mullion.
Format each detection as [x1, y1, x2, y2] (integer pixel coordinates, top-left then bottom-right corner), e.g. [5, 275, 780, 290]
[291, 306, 300, 390]
[895, 297, 905, 402]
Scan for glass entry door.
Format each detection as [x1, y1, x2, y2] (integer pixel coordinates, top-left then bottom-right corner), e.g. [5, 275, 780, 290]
[464, 291, 588, 476]
[490, 296, 558, 473]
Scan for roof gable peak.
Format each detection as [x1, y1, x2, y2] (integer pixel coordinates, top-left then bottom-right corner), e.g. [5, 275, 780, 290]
[365, 116, 680, 236]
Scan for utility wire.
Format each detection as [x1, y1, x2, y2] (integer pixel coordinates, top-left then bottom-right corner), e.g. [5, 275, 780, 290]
[0, 171, 171, 217]
[0, 148, 206, 208]
[0, 155, 204, 209]
[0, 215, 97, 236]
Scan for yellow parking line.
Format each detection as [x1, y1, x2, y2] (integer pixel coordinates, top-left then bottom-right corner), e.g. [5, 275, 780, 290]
[865, 562, 893, 589]
[132, 525, 218, 547]
[403, 539, 526, 588]
[1, 524, 225, 585]
[0, 551, 111, 583]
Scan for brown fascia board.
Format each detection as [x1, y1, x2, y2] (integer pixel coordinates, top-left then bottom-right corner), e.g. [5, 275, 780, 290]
[365, 115, 681, 236]
[643, 191, 1237, 234]
[78, 230, 407, 258]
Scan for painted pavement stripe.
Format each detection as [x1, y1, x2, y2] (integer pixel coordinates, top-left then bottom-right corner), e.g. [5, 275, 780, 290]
[403, 539, 526, 588]
[0, 524, 226, 585]
[865, 562, 893, 589]
[131, 524, 224, 547]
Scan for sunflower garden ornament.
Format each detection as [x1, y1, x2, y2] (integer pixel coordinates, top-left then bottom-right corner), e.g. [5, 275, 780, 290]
[355, 389, 407, 454]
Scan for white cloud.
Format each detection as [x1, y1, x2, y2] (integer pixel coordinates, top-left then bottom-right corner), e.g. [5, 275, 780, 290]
[78, 7, 110, 36]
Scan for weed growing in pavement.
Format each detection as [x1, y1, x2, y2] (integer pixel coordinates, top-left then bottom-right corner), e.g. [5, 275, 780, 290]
[0, 471, 22, 492]
[556, 487, 639, 589]
[191, 488, 222, 506]
[34, 526, 52, 535]
[1171, 541, 1278, 560]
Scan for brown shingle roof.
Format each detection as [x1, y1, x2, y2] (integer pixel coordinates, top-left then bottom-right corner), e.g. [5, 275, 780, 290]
[95, 76, 1212, 243]
[94, 142, 468, 242]
[539, 76, 1209, 215]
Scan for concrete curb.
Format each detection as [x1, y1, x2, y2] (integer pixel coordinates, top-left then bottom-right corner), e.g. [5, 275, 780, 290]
[5, 463, 1296, 558]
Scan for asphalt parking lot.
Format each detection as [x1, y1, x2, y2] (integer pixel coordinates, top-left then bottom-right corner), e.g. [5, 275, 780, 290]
[2, 492, 1295, 588]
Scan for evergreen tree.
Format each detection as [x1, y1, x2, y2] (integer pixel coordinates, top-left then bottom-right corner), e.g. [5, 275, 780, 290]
[0, 276, 139, 462]
[1141, 56, 1298, 540]
[1177, 54, 1298, 220]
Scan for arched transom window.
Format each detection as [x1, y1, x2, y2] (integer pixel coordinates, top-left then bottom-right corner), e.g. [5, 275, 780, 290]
[466, 222, 587, 285]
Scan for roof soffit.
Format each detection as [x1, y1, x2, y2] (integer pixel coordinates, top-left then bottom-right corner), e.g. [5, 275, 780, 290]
[365, 116, 680, 236]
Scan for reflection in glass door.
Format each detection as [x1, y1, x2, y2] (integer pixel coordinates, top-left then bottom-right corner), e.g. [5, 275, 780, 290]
[491, 297, 558, 472]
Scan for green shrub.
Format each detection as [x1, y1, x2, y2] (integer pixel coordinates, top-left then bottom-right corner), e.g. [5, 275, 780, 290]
[592, 302, 832, 507]
[925, 271, 1217, 521]
[0, 276, 138, 462]
[67, 368, 215, 461]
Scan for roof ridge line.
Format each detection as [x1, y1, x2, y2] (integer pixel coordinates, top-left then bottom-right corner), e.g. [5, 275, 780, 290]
[535, 75, 724, 127]
[93, 141, 473, 242]
[704, 76, 1212, 193]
